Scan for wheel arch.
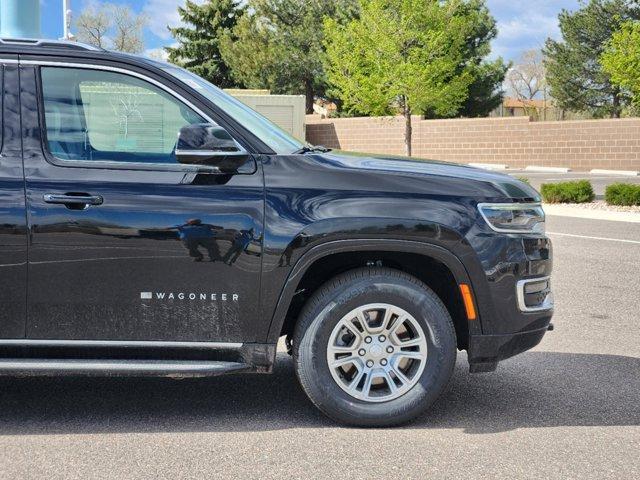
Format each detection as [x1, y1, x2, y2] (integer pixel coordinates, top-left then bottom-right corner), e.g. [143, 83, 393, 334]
[265, 239, 482, 347]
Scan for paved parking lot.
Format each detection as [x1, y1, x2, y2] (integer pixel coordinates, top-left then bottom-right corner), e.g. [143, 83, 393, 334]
[0, 215, 638, 480]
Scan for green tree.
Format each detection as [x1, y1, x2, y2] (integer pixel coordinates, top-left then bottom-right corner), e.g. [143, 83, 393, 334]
[601, 21, 640, 106]
[166, 0, 246, 88]
[460, 57, 509, 118]
[220, 0, 359, 114]
[544, 0, 640, 118]
[448, 0, 509, 118]
[324, 0, 474, 156]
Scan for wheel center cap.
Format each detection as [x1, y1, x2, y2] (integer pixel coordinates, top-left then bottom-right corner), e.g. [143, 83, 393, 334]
[369, 344, 383, 357]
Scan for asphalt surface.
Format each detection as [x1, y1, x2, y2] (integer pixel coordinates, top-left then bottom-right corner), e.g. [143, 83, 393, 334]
[507, 170, 640, 197]
[0, 216, 638, 479]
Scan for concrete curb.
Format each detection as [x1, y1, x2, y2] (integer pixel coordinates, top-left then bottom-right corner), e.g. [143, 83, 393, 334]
[590, 169, 639, 177]
[543, 204, 640, 223]
[468, 163, 508, 171]
[525, 166, 572, 173]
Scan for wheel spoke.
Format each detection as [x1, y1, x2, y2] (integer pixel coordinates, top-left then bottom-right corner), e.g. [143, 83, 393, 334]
[390, 364, 410, 387]
[330, 344, 357, 354]
[382, 371, 398, 394]
[355, 311, 369, 333]
[330, 355, 357, 369]
[361, 370, 375, 398]
[397, 351, 424, 361]
[347, 366, 365, 392]
[382, 308, 395, 330]
[343, 319, 363, 339]
[396, 337, 424, 348]
[387, 316, 408, 342]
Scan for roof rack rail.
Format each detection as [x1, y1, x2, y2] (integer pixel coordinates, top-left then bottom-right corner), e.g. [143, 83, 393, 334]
[0, 38, 103, 52]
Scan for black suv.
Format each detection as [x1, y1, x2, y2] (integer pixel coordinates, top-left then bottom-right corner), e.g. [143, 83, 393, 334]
[0, 39, 553, 426]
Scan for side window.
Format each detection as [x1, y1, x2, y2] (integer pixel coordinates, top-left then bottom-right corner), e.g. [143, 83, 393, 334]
[40, 67, 206, 165]
[0, 65, 4, 153]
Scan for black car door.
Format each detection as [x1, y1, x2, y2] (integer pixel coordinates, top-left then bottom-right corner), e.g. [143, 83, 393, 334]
[0, 58, 28, 339]
[20, 60, 264, 343]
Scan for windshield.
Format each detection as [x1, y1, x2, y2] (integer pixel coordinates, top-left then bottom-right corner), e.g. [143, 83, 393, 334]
[163, 66, 305, 155]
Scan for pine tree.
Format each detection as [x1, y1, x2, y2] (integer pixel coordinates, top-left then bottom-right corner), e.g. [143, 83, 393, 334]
[166, 0, 246, 88]
[460, 59, 509, 118]
[544, 0, 640, 118]
[219, 0, 360, 114]
[448, 0, 509, 119]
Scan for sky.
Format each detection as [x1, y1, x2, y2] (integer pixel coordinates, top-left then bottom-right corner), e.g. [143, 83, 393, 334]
[38, 0, 582, 62]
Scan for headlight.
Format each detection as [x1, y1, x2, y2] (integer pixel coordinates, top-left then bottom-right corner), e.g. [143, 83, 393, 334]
[478, 203, 545, 234]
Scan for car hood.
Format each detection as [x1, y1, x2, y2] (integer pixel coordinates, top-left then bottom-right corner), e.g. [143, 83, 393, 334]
[316, 150, 540, 201]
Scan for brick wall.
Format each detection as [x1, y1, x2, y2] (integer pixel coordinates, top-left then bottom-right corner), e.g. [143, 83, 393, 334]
[305, 115, 640, 171]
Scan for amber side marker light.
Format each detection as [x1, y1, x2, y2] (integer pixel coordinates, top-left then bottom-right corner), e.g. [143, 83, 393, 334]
[459, 284, 477, 321]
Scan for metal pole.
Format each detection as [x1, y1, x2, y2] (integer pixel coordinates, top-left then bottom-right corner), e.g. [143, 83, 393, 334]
[61, 0, 74, 41]
[63, 0, 69, 40]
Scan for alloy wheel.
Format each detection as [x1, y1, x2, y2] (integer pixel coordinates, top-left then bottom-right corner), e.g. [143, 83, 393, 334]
[326, 303, 428, 402]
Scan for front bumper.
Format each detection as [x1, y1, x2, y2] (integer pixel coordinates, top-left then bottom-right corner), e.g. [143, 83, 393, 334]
[467, 323, 552, 373]
[465, 233, 554, 372]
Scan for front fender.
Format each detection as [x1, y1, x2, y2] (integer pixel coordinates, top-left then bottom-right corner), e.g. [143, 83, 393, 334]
[264, 238, 483, 343]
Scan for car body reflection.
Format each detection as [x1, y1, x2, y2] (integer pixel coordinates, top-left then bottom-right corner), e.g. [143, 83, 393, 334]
[176, 219, 222, 262]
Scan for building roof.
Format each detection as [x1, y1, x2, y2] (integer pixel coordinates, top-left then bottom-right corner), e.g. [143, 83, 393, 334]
[503, 97, 550, 109]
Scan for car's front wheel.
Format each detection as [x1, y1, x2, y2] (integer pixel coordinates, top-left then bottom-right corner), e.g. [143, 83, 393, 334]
[293, 267, 457, 427]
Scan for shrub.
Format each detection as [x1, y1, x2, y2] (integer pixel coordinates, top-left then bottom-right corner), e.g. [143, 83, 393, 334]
[540, 180, 595, 204]
[605, 183, 640, 206]
[517, 176, 531, 185]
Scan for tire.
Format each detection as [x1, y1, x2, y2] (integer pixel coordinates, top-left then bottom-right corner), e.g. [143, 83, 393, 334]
[293, 267, 457, 427]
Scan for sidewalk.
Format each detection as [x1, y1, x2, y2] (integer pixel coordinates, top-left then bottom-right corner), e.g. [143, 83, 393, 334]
[543, 203, 640, 223]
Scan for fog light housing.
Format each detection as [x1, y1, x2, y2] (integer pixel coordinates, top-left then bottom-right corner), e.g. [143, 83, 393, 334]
[517, 277, 553, 312]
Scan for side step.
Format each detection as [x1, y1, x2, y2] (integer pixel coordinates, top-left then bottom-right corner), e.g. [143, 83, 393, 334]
[0, 359, 252, 378]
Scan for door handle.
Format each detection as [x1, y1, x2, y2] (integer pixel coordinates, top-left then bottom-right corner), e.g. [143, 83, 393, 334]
[43, 193, 104, 208]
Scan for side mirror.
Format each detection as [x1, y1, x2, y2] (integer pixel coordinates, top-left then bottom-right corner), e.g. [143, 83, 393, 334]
[175, 123, 249, 173]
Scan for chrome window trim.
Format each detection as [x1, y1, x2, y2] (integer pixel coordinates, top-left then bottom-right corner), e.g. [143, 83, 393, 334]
[516, 276, 553, 313]
[0, 339, 243, 349]
[174, 149, 247, 157]
[477, 202, 545, 234]
[21, 59, 249, 167]
[32, 157, 222, 173]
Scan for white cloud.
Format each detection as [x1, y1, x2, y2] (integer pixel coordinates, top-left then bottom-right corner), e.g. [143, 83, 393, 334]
[144, 46, 169, 61]
[142, 0, 205, 40]
[486, 0, 579, 61]
[498, 15, 559, 42]
[144, 41, 178, 61]
[492, 13, 560, 60]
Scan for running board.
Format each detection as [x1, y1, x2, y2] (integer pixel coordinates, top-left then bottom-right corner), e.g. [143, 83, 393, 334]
[0, 359, 252, 378]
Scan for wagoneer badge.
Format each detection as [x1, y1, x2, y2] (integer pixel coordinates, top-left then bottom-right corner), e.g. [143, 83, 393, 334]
[140, 292, 239, 301]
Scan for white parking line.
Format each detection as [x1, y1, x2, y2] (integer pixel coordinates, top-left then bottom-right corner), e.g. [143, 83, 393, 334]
[547, 232, 640, 245]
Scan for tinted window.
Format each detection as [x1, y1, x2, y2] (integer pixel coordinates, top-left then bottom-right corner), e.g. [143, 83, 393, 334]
[0, 66, 3, 153]
[163, 66, 304, 155]
[41, 67, 206, 164]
